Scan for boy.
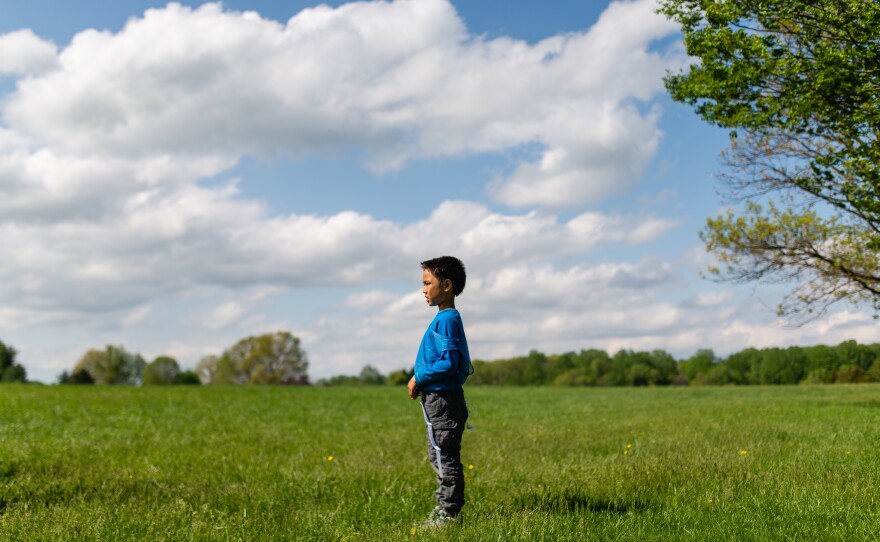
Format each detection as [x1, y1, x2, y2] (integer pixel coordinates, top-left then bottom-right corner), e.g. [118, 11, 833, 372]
[408, 256, 471, 527]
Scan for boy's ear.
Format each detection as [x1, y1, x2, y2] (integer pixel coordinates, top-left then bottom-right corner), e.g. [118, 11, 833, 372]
[442, 278, 453, 292]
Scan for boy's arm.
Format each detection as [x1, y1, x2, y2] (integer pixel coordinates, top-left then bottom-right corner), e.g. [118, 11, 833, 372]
[414, 315, 463, 387]
[415, 348, 459, 387]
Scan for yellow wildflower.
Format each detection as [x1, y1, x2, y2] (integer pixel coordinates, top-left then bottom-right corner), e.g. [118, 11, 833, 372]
[327, 455, 334, 461]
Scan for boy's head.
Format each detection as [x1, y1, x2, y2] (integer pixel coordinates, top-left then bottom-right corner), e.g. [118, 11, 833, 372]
[421, 256, 466, 299]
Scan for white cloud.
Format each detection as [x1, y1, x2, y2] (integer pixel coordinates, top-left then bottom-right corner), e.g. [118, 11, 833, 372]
[489, 104, 663, 207]
[205, 301, 246, 330]
[0, 148, 234, 221]
[0, 190, 675, 316]
[0, 30, 59, 76]
[3, 0, 683, 208]
[681, 290, 733, 309]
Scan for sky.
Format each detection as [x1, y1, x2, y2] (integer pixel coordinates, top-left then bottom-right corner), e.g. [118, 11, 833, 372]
[1, 0, 877, 384]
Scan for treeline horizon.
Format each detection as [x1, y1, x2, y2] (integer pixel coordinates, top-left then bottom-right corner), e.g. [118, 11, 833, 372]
[321, 339, 880, 388]
[3, 336, 880, 388]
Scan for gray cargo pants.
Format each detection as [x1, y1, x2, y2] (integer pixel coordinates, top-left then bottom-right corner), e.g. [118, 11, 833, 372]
[420, 391, 468, 517]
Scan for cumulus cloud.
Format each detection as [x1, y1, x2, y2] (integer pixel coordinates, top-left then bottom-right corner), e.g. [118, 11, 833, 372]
[3, 0, 683, 207]
[0, 30, 59, 76]
[0, 148, 234, 222]
[489, 104, 663, 207]
[0, 190, 676, 317]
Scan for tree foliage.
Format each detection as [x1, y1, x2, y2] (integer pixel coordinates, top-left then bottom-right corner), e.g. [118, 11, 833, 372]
[142, 356, 181, 386]
[0, 340, 27, 383]
[197, 331, 309, 385]
[58, 368, 95, 385]
[318, 364, 390, 386]
[659, 0, 880, 319]
[457, 340, 880, 387]
[72, 345, 145, 385]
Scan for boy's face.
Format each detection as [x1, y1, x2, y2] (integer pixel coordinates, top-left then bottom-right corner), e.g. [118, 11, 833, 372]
[422, 268, 453, 308]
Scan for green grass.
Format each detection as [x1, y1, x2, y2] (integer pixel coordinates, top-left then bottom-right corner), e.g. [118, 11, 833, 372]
[2, 384, 880, 540]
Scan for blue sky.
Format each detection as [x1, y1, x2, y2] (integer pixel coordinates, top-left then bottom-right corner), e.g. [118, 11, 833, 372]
[1, 0, 876, 383]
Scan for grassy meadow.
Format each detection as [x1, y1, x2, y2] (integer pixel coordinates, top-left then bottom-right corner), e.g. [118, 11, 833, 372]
[1, 384, 879, 541]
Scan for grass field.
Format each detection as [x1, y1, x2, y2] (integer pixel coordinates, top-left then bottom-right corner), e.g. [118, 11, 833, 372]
[1, 384, 880, 541]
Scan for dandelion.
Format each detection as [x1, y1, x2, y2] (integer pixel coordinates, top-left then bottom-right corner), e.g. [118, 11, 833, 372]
[327, 455, 334, 462]
[740, 450, 747, 455]
[410, 527, 417, 536]
[623, 450, 629, 455]
[627, 443, 632, 449]
[468, 464, 474, 470]
[707, 498, 713, 504]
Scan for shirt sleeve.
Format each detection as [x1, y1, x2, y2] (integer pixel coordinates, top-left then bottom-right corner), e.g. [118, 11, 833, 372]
[414, 314, 462, 386]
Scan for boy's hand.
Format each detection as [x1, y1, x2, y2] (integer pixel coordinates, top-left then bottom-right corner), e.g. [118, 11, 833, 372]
[407, 376, 419, 400]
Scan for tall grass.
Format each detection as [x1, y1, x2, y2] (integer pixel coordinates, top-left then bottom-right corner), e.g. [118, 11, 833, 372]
[1, 384, 879, 540]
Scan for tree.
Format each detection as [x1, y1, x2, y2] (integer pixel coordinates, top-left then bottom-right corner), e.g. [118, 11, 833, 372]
[660, 0, 880, 319]
[2, 364, 26, 383]
[520, 350, 547, 385]
[627, 363, 658, 387]
[681, 349, 716, 382]
[704, 364, 734, 386]
[725, 347, 761, 384]
[199, 332, 309, 385]
[176, 370, 201, 385]
[73, 345, 145, 385]
[648, 349, 679, 385]
[58, 368, 95, 384]
[142, 356, 181, 386]
[757, 347, 805, 384]
[358, 365, 386, 385]
[862, 360, 880, 383]
[835, 339, 876, 371]
[0, 341, 26, 383]
[835, 364, 863, 384]
[195, 354, 222, 385]
[803, 344, 840, 383]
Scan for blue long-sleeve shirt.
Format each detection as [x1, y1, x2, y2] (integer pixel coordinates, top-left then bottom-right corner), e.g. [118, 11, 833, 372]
[414, 308, 471, 391]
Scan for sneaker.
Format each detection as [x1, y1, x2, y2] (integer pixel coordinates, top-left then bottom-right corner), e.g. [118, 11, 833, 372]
[418, 506, 458, 528]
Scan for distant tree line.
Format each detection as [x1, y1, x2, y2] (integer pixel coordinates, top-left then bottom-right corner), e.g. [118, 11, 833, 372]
[56, 331, 307, 386]
[324, 340, 880, 387]
[10, 334, 880, 388]
[58, 344, 200, 385]
[316, 365, 412, 387]
[467, 341, 880, 387]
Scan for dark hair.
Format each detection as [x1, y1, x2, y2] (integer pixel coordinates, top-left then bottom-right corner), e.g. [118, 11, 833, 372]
[421, 256, 466, 296]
